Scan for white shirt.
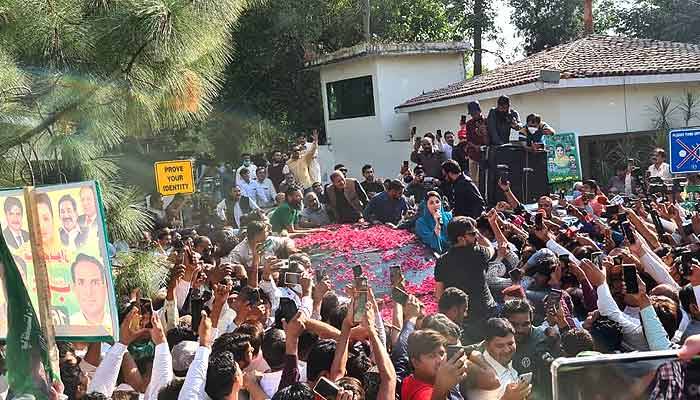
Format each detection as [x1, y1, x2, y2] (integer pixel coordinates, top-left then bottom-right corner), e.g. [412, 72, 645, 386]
[222, 236, 290, 268]
[303, 142, 322, 185]
[237, 179, 257, 199]
[441, 142, 453, 160]
[466, 351, 519, 400]
[87, 342, 128, 397]
[216, 197, 259, 228]
[236, 164, 257, 186]
[648, 162, 672, 181]
[260, 362, 308, 398]
[252, 178, 277, 208]
[178, 345, 211, 400]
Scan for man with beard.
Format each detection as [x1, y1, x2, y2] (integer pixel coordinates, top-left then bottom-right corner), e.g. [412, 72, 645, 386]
[286, 131, 318, 191]
[216, 186, 259, 229]
[440, 160, 485, 219]
[364, 179, 411, 226]
[58, 194, 88, 249]
[268, 151, 291, 192]
[486, 96, 521, 146]
[194, 236, 214, 264]
[269, 187, 326, 235]
[235, 153, 257, 186]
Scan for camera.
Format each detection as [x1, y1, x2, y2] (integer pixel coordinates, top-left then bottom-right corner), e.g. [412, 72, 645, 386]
[497, 164, 511, 183]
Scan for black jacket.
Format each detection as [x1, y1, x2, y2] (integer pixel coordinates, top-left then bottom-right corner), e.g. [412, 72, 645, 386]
[441, 173, 485, 218]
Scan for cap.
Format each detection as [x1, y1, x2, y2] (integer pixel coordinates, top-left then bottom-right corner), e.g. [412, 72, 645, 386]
[172, 340, 199, 373]
[467, 101, 481, 115]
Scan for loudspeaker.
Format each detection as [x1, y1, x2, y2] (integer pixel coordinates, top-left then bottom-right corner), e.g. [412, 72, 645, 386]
[481, 144, 551, 206]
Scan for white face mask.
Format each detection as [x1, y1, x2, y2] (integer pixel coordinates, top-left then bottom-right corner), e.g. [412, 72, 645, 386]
[527, 126, 538, 134]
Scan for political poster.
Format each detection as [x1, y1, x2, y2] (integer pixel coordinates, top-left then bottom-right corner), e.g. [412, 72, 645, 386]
[681, 185, 700, 212]
[0, 182, 118, 340]
[543, 132, 582, 184]
[0, 189, 39, 338]
[669, 128, 700, 174]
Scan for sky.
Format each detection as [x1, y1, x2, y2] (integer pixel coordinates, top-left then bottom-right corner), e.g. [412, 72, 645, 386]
[481, 0, 526, 70]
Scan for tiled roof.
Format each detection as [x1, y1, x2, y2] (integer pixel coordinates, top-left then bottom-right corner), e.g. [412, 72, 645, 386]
[396, 35, 700, 109]
[305, 41, 470, 69]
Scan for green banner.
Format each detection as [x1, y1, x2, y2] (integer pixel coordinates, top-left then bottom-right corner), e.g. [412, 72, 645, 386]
[543, 132, 582, 184]
[1, 231, 55, 398]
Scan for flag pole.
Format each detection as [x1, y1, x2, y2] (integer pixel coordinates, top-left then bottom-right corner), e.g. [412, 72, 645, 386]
[23, 187, 61, 380]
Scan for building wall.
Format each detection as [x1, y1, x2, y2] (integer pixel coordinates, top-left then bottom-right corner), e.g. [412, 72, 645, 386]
[319, 53, 465, 179]
[408, 81, 700, 139]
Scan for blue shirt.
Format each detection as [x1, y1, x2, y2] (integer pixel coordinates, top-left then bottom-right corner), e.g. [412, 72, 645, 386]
[363, 192, 409, 224]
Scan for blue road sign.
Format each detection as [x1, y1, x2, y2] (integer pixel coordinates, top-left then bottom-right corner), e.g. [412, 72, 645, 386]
[670, 128, 700, 174]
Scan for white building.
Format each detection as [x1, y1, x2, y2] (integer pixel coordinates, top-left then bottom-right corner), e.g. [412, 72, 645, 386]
[306, 42, 470, 180]
[395, 35, 700, 178]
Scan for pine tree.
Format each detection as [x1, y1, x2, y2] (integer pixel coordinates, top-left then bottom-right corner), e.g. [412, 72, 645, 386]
[0, 0, 241, 242]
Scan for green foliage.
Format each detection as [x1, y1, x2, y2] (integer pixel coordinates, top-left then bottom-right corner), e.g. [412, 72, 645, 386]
[604, 0, 700, 44]
[0, 0, 242, 241]
[216, 0, 467, 144]
[508, 0, 584, 55]
[677, 90, 700, 128]
[113, 250, 170, 299]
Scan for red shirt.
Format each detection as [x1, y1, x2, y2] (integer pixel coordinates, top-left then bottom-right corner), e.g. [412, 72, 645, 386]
[401, 375, 434, 400]
[464, 116, 489, 161]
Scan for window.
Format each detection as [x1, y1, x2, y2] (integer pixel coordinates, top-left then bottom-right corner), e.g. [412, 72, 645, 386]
[326, 75, 375, 120]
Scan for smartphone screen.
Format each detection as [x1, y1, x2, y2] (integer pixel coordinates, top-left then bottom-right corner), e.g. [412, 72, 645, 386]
[313, 377, 340, 400]
[547, 289, 563, 314]
[518, 372, 533, 385]
[139, 298, 153, 316]
[354, 290, 367, 323]
[352, 265, 363, 278]
[315, 268, 327, 283]
[284, 272, 300, 286]
[591, 251, 603, 268]
[391, 287, 409, 306]
[622, 221, 636, 244]
[446, 345, 464, 360]
[613, 255, 623, 266]
[623, 264, 639, 294]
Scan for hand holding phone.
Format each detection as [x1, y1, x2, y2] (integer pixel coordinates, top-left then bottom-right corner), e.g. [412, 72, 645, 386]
[314, 377, 340, 400]
[391, 287, 410, 306]
[622, 264, 639, 294]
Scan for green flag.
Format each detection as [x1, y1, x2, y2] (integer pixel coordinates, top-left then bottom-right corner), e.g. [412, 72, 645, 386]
[1, 237, 55, 399]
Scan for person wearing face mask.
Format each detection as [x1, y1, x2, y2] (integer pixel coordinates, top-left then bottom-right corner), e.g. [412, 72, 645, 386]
[519, 114, 555, 146]
[236, 153, 257, 187]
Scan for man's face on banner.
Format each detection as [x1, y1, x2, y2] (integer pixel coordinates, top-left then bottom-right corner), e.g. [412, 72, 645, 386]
[80, 188, 97, 219]
[73, 259, 107, 323]
[59, 199, 78, 232]
[6, 204, 22, 232]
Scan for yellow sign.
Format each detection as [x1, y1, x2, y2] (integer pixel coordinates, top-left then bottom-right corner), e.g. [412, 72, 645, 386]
[154, 160, 195, 196]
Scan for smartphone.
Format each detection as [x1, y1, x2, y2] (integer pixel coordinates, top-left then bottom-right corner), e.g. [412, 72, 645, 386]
[558, 254, 569, 268]
[315, 268, 327, 283]
[621, 221, 636, 244]
[622, 264, 639, 294]
[352, 265, 363, 278]
[518, 372, 534, 385]
[139, 298, 153, 316]
[446, 345, 464, 360]
[391, 287, 409, 306]
[313, 377, 340, 400]
[535, 212, 544, 229]
[591, 251, 603, 268]
[559, 189, 566, 201]
[606, 204, 619, 216]
[390, 265, 402, 283]
[353, 290, 368, 323]
[613, 255, 623, 266]
[547, 289, 563, 314]
[403, 160, 409, 169]
[284, 272, 300, 286]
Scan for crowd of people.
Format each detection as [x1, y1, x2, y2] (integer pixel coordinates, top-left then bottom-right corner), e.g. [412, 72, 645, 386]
[42, 95, 700, 400]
